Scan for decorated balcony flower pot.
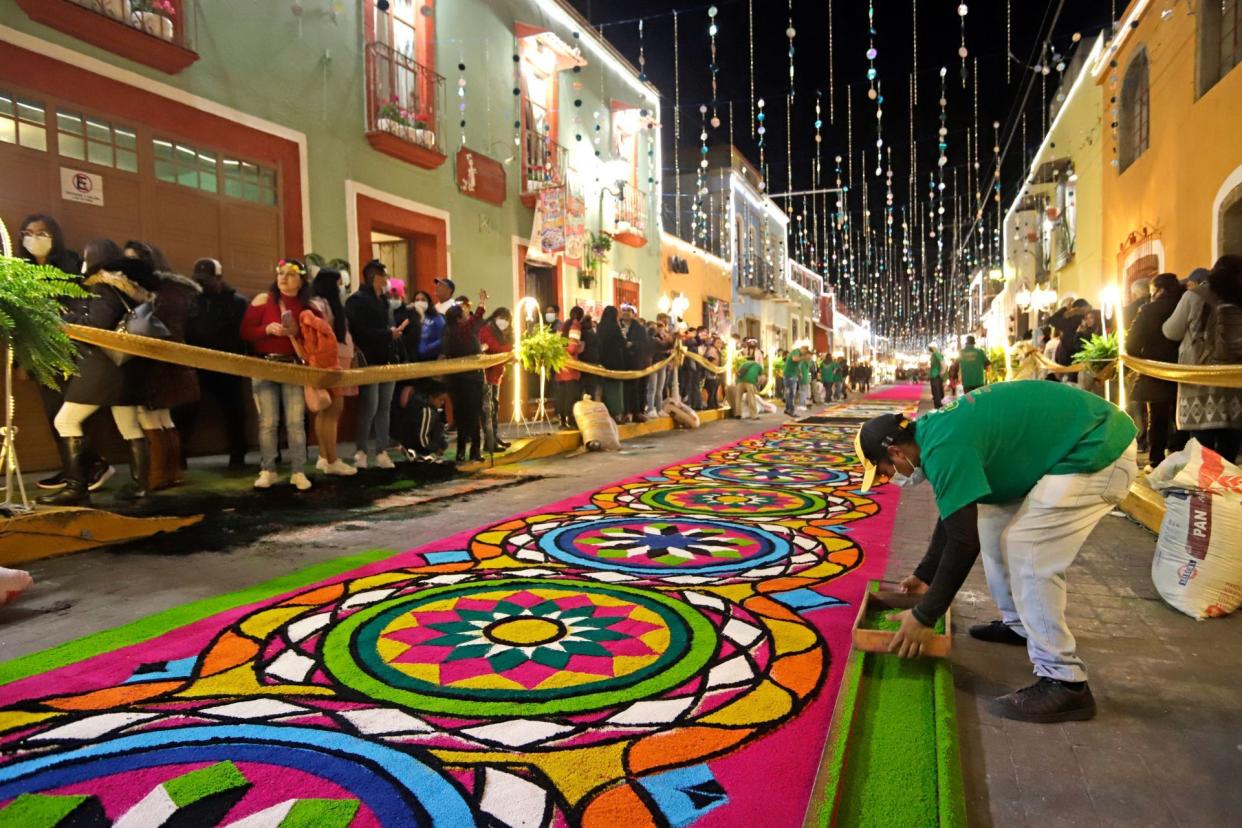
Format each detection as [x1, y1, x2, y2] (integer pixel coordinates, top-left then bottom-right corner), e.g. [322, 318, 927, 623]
[101, 0, 131, 21]
[134, 10, 174, 41]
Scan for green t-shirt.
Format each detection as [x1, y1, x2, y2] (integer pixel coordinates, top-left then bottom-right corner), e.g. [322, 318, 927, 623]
[783, 349, 801, 377]
[957, 346, 988, 388]
[821, 361, 839, 384]
[929, 351, 943, 379]
[917, 382, 1137, 518]
[799, 356, 811, 381]
[738, 360, 763, 385]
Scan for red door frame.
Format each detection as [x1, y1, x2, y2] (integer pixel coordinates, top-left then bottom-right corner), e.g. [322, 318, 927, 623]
[516, 242, 563, 311]
[355, 194, 448, 298]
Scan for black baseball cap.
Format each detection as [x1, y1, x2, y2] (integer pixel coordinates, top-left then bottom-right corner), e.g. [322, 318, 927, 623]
[363, 259, 387, 277]
[854, 413, 913, 492]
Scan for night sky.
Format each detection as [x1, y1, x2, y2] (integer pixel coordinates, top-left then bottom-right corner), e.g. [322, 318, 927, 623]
[569, 0, 1113, 346]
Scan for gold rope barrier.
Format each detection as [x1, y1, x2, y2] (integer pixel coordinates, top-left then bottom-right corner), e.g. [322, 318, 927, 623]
[1031, 349, 1242, 387]
[65, 325, 513, 389]
[562, 350, 679, 381]
[680, 348, 728, 375]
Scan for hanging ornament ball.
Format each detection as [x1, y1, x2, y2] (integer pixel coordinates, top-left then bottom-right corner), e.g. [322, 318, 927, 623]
[572, 65, 581, 74]
[867, 88, 878, 100]
[1072, 32, 1082, 42]
[958, 4, 968, 16]
[700, 159, 709, 168]
[376, 0, 389, 12]
[939, 126, 947, 136]
[513, 87, 521, 96]
[458, 78, 466, 87]
[514, 120, 520, 129]
[640, 108, 649, 117]
[959, 46, 968, 58]
[786, 26, 796, 39]
[700, 131, 708, 141]
[291, 2, 304, 16]
[420, 4, 432, 15]
[757, 112, 766, 121]
[939, 97, 947, 107]
[758, 181, 766, 191]
[699, 104, 708, 115]
[940, 66, 948, 78]
[573, 31, 580, 39]
[574, 99, 582, 107]
[512, 54, 520, 63]
[757, 125, 766, 135]
[758, 97, 766, 108]
[993, 120, 1001, 129]
[875, 138, 883, 148]
[458, 62, 466, 71]
[459, 102, 465, 111]
[835, 155, 843, 162]
[709, 24, 718, 36]
[710, 116, 721, 128]
[460, 119, 466, 127]
[1042, 65, 1052, 75]
[866, 47, 878, 60]
[815, 134, 822, 143]
[938, 156, 948, 167]
[639, 73, 648, 81]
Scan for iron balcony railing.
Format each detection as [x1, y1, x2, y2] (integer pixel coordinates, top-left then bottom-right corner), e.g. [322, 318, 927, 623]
[365, 40, 446, 156]
[69, 0, 195, 49]
[612, 185, 647, 240]
[521, 99, 566, 195]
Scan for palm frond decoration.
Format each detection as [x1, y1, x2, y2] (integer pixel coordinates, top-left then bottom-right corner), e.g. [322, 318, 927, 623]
[517, 325, 569, 376]
[1072, 333, 1119, 367]
[0, 255, 89, 388]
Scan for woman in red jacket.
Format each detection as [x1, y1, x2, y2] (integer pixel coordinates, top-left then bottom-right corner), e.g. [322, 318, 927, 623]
[478, 307, 514, 453]
[240, 259, 315, 491]
[555, 309, 585, 429]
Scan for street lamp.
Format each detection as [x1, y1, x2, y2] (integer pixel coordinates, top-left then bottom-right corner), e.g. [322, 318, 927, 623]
[511, 295, 543, 425]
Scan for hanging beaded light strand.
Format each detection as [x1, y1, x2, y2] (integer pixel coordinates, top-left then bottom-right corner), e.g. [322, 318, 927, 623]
[864, 0, 883, 175]
[708, 6, 721, 128]
[456, 60, 467, 147]
[637, 18, 647, 82]
[827, 0, 835, 123]
[957, 4, 969, 88]
[695, 106, 710, 242]
[756, 96, 767, 191]
[1006, 0, 1012, 84]
[673, 10, 682, 238]
[912, 0, 918, 106]
[786, 0, 796, 100]
[748, 0, 756, 138]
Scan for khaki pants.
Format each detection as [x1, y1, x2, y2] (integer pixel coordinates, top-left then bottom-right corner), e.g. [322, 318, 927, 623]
[738, 382, 761, 418]
[978, 442, 1138, 682]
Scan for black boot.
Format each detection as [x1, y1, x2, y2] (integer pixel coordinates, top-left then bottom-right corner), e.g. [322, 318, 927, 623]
[117, 438, 150, 502]
[37, 437, 90, 506]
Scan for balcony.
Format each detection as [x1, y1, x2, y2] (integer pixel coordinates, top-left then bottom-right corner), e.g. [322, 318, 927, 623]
[365, 41, 447, 170]
[606, 186, 648, 248]
[16, 0, 198, 73]
[520, 100, 566, 208]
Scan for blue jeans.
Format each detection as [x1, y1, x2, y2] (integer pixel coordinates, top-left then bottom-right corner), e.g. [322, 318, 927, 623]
[646, 368, 663, 412]
[784, 377, 799, 414]
[252, 379, 306, 472]
[355, 381, 395, 455]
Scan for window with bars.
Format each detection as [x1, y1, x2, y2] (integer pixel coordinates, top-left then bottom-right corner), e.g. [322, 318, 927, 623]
[1223, 0, 1242, 77]
[1118, 50, 1150, 173]
[154, 138, 277, 205]
[0, 91, 47, 151]
[1198, 0, 1241, 95]
[56, 110, 138, 172]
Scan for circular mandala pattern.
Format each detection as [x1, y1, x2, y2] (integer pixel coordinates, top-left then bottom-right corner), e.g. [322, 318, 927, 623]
[324, 578, 717, 716]
[695, 463, 850, 488]
[636, 485, 827, 518]
[756, 438, 845, 453]
[734, 450, 851, 468]
[537, 516, 790, 575]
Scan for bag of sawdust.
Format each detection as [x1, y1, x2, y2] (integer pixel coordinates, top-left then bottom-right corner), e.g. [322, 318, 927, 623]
[1148, 439, 1242, 619]
[661, 397, 701, 429]
[812, 381, 825, 404]
[758, 397, 778, 414]
[573, 397, 621, 451]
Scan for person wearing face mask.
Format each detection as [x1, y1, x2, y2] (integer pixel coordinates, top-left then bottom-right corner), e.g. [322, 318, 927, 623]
[346, 260, 406, 470]
[18, 214, 82, 276]
[433, 277, 457, 315]
[543, 303, 561, 333]
[478, 308, 514, 452]
[406, 290, 443, 362]
[853, 382, 1138, 723]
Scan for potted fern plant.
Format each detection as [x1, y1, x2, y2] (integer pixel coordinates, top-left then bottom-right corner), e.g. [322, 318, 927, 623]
[517, 325, 569, 423]
[0, 244, 88, 512]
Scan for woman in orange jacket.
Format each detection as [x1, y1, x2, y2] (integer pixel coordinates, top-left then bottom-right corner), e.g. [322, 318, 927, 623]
[478, 307, 514, 452]
[555, 308, 586, 429]
[303, 269, 357, 476]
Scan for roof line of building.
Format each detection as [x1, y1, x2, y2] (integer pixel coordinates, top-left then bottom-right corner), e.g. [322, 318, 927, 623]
[538, 0, 662, 104]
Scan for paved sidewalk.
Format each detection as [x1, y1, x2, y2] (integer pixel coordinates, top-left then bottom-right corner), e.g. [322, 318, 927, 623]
[886, 402, 1242, 827]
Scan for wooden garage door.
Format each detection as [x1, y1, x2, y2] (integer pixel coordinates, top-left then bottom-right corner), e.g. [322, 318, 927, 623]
[0, 85, 283, 470]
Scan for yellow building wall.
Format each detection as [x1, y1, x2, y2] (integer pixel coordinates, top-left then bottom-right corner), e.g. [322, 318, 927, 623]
[1101, 3, 1242, 281]
[659, 232, 734, 328]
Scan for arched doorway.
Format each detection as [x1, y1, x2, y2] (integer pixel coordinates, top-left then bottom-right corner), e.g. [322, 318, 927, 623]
[1219, 181, 1242, 258]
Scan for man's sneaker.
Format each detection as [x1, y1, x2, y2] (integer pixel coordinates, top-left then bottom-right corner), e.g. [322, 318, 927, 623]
[374, 452, 396, 470]
[989, 678, 1096, 723]
[36, 471, 66, 490]
[253, 470, 279, 489]
[87, 463, 115, 492]
[353, 451, 368, 469]
[969, 620, 1028, 646]
[322, 459, 357, 476]
[290, 472, 312, 491]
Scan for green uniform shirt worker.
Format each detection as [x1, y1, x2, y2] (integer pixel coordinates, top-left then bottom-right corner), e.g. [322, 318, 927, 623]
[854, 382, 1137, 723]
[736, 359, 765, 420]
[956, 335, 990, 391]
[782, 348, 802, 415]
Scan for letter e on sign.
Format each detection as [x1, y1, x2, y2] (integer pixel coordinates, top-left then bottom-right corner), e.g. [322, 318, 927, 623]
[60, 167, 105, 207]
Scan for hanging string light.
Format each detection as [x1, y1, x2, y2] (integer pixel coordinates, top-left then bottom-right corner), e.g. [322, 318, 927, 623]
[827, 0, 835, 124]
[696, 105, 709, 242]
[673, 10, 682, 238]
[637, 18, 647, 81]
[708, 6, 721, 128]
[957, 4, 969, 87]
[748, 0, 756, 138]
[1006, 0, 1012, 84]
[756, 96, 767, 191]
[912, 0, 918, 106]
[786, 0, 796, 100]
[786, 93, 793, 196]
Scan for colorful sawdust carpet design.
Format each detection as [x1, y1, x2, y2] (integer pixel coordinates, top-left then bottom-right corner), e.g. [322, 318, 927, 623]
[0, 408, 909, 827]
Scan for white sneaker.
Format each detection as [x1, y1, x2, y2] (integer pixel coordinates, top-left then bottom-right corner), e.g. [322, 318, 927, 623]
[322, 459, 357, 476]
[353, 451, 368, 469]
[290, 472, 312, 491]
[315, 456, 329, 472]
[253, 470, 279, 489]
[374, 452, 396, 470]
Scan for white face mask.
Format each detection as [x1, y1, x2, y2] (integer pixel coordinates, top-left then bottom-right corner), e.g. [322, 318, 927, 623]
[495, 318, 510, 331]
[23, 235, 53, 259]
[889, 450, 927, 488]
[389, 298, 403, 310]
[413, 300, 429, 313]
[80, 260, 88, 275]
[545, 312, 557, 323]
